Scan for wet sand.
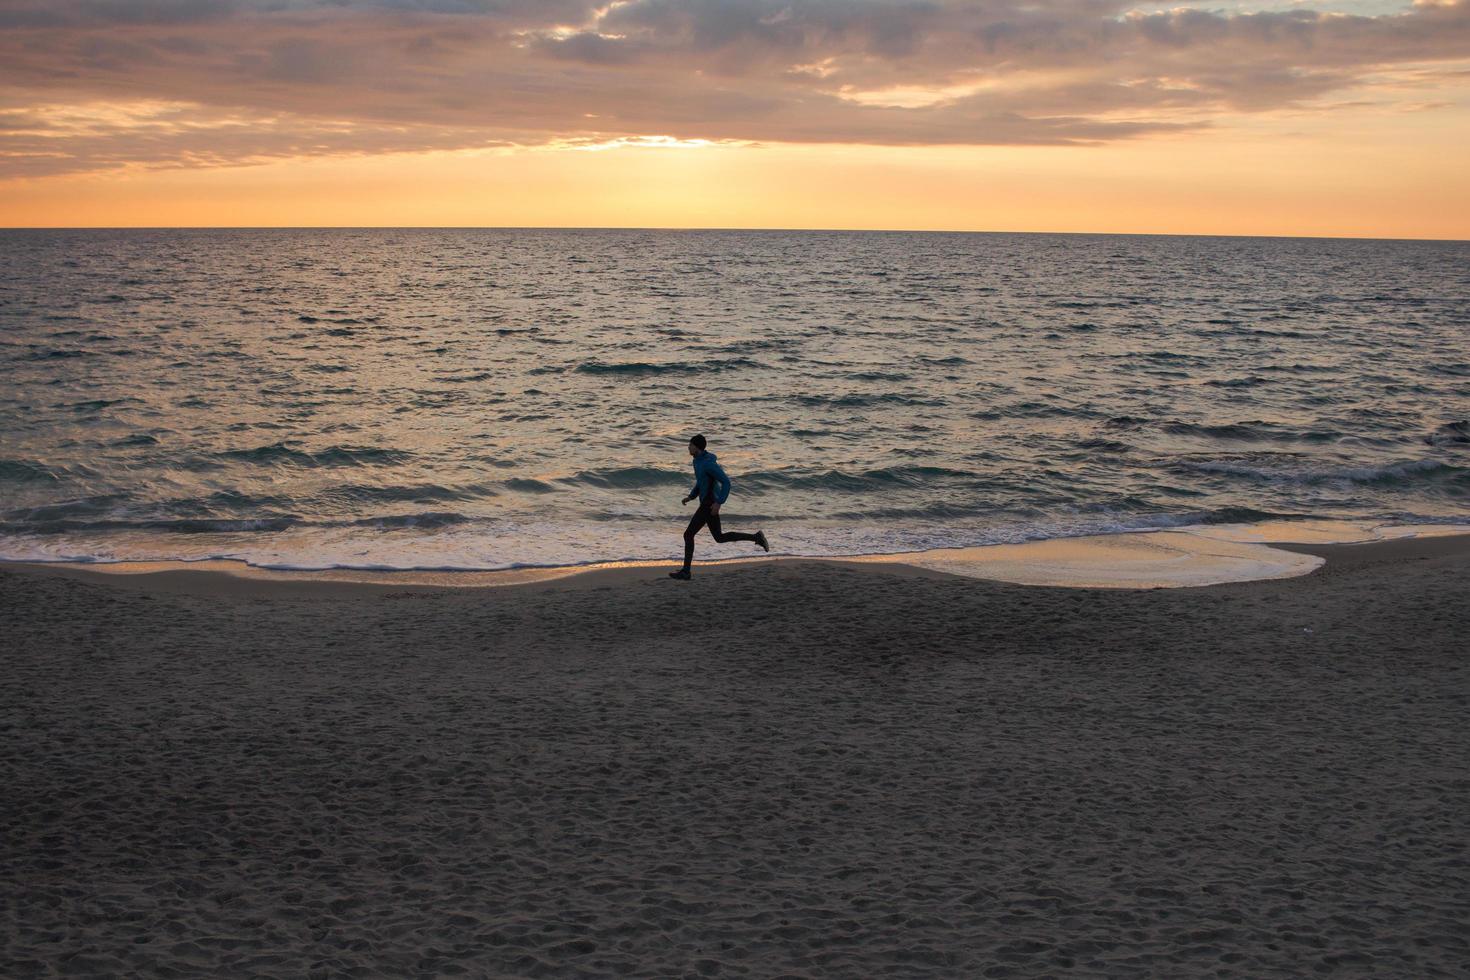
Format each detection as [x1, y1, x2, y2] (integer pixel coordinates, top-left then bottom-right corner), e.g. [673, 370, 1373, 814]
[3, 534, 1468, 977]
[13, 520, 1466, 596]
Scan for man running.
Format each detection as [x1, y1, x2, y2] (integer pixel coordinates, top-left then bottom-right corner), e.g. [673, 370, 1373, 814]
[669, 434, 769, 580]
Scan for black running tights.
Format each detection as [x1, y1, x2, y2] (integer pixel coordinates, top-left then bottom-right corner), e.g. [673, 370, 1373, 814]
[683, 504, 758, 569]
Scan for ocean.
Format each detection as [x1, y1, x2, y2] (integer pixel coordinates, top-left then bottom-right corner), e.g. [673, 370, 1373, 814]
[1, 228, 1466, 571]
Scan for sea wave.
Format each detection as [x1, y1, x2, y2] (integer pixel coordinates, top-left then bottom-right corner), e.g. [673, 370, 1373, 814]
[1173, 457, 1462, 486]
[1425, 421, 1470, 446]
[1074, 439, 1133, 453]
[559, 466, 684, 490]
[0, 458, 67, 483]
[216, 443, 416, 467]
[0, 516, 303, 535]
[0, 510, 484, 536]
[307, 482, 500, 505]
[55, 397, 143, 412]
[793, 393, 947, 408]
[1162, 421, 1341, 443]
[740, 465, 975, 493]
[575, 358, 762, 375]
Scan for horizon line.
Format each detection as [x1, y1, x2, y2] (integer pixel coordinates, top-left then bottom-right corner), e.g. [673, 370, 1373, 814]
[1, 225, 1466, 244]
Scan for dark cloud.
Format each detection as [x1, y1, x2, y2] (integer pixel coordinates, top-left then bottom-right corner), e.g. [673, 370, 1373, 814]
[0, 0, 603, 30]
[0, 0, 1467, 177]
[0, 1, 237, 29]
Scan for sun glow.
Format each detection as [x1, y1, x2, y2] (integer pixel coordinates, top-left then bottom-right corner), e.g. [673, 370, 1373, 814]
[547, 135, 730, 152]
[3, 100, 1466, 239]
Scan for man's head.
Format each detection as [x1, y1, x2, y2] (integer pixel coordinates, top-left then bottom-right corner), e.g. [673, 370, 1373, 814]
[688, 434, 706, 457]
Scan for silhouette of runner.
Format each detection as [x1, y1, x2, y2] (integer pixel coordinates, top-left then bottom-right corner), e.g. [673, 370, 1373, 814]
[669, 434, 769, 580]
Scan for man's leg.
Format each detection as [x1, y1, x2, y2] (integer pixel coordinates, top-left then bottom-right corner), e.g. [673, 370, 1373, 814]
[707, 511, 760, 545]
[682, 506, 709, 572]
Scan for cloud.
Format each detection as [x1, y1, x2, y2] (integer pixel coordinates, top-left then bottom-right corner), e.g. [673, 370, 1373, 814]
[0, 98, 522, 178]
[0, 0, 1467, 177]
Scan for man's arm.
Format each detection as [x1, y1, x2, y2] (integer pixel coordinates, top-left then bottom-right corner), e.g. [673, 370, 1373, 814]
[713, 463, 731, 504]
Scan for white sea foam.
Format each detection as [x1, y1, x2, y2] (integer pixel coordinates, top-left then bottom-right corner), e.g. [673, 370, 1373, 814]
[8, 519, 1467, 591]
[0, 511, 1310, 573]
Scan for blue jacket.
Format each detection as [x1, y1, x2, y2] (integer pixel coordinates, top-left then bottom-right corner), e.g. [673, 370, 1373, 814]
[689, 450, 731, 505]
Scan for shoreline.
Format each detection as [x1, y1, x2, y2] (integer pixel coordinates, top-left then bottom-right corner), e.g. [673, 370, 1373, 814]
[5, 519, 1467, 597]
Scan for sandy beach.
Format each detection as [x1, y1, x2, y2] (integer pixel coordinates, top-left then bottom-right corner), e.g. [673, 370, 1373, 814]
[3, 534, 1468, 977]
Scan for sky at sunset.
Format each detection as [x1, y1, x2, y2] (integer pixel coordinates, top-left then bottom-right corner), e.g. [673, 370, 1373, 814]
[1, 0, 1467, 237]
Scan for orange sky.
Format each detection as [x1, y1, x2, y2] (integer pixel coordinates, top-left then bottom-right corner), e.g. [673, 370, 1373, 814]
[2, 1, 1468, 238]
